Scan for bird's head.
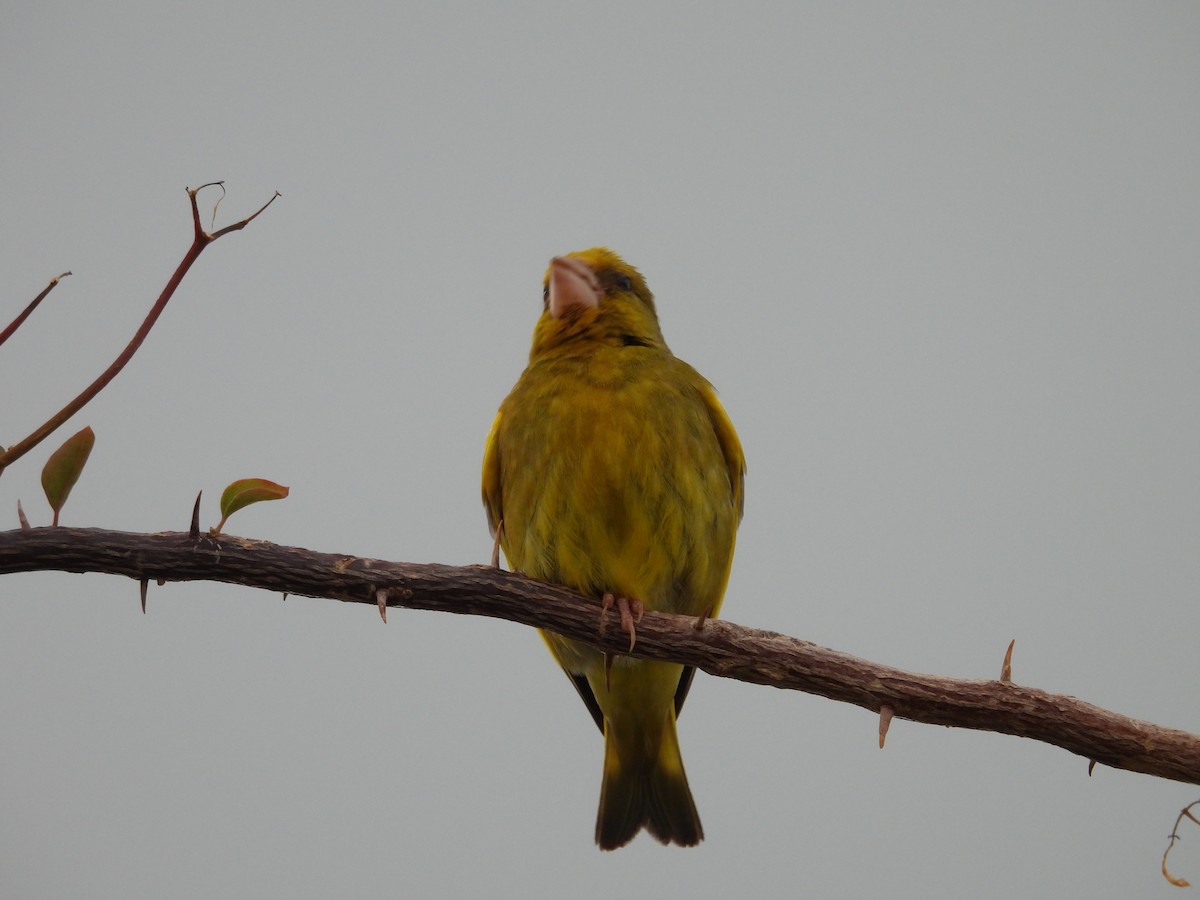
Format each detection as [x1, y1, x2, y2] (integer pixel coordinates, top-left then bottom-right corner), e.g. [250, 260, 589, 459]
[529, 247, 666, 358]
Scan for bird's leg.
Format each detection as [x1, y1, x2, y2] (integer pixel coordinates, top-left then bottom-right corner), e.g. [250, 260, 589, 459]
[489, 520, 504, 569]
[601, 592, 644, 652]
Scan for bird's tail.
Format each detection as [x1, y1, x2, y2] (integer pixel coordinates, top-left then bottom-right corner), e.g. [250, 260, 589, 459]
[595, 713, 703, 850]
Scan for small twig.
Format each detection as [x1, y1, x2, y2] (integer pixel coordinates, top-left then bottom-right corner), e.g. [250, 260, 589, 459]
[1162, 800, 1200, 887]
[0, 272, 71, 348]
[0, 186, 278, 479]
[203, 184, 280, 239]
[206, 182, 227, 231]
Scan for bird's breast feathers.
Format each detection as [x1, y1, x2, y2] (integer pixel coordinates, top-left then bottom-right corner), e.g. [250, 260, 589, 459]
[492, 356, 740, 615]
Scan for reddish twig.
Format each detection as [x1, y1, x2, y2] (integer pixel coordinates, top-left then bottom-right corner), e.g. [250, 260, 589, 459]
[0, 184, 279, 478]
[0, 271, 71, 348]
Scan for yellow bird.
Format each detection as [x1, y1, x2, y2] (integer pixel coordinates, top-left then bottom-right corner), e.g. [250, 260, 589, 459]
[482, 248, 744, 849]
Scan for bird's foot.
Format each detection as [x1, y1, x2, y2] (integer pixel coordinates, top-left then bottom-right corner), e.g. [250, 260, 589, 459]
[601, 593, 644, 690]
[601, 592, 644, 653]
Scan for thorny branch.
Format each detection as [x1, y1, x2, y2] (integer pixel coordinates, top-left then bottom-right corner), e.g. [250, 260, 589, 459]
[2, 525, 1198, 789]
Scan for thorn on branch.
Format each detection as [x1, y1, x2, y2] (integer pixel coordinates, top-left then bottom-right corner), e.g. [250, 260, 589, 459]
[17, 500, 30, 530]
[376, 588, 388, 623]
[879, 705, 894, 748]
[998, 643, 1017, 681]
[1088, 759, 1097, 776]
[140, 578, 148, 614]
[189, 491, 202, 539]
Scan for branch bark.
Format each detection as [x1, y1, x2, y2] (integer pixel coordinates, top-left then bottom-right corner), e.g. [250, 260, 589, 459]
[3, 525, 1198, 786]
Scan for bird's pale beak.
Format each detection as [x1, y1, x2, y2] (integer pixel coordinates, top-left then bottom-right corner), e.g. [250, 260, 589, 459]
[548, 256, 601, 319]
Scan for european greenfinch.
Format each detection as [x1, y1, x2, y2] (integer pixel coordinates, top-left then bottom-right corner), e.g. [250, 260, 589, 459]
[482, 247, 744, 849]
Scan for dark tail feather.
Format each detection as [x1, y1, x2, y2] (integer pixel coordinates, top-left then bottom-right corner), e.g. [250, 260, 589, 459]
[595, 716, 703, 850]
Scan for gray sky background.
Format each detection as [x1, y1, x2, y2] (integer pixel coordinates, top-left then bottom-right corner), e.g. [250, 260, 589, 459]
[2, 3, 1198, 897]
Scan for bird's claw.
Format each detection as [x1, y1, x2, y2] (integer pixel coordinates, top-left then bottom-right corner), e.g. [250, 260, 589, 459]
[601, 592, 644, 653]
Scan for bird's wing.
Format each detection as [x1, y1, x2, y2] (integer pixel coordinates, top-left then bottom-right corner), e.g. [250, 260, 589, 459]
[673, 379, 746, 718]
[697, 380, 746, 521]
[481, 409, 504, 535]
[673, 666, 696, 718]
[568, 672, 606, 733]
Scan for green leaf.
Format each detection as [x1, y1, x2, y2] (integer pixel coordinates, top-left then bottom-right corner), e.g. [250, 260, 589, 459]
[213, 477, 289, 534]
[41, 426, 95, 526]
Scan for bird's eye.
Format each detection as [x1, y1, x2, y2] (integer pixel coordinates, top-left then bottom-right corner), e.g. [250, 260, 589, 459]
[542, 284, 549, 306]
[614, 274, 633, 292]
